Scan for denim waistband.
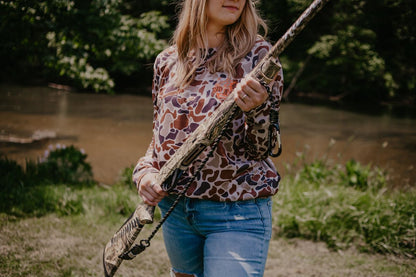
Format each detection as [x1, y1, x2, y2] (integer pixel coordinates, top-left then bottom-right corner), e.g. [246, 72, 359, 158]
[166, 194, 271, 205]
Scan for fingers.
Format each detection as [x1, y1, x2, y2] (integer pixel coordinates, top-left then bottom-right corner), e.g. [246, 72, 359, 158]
[138, 174, 168, 206]
[140, 183, 168, 206]
[234, 77, 268, 112]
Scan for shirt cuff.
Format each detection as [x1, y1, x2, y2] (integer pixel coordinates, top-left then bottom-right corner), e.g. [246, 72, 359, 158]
[132, 167, 159, 187]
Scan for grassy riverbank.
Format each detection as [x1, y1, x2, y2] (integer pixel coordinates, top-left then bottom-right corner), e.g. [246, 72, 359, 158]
[2, 213, 415, 277]
[0, 146, 415, 276]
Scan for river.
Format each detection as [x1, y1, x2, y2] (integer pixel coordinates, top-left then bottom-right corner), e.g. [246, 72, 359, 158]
[1, 84, 415, 187]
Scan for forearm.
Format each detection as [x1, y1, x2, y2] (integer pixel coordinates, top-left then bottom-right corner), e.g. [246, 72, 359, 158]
[132, 137, 159, 188]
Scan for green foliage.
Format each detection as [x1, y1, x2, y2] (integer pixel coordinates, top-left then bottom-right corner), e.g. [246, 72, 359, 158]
[45, 6, 169, 92]
[0, 147, 142, 218]
[339, 159, 387, 191]
[276, 158, 415, 257]
[1, 150, 415, 257]
[0, 145, 94, 216]
[299, 160, 334, 186]
[1, 0, 414, 105]
[0, 0, 169, 93]
[117, 164, 136, 189]
[96, 183, 138, 217]
[8, 185, 85, 217]
[307, 25, 391, 100]
[39, 145, 93, 185]
[259, 0, 415, 106]
[341, 159, 370, 190]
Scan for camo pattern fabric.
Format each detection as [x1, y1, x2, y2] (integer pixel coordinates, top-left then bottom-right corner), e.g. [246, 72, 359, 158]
[133, 39, 284, 202]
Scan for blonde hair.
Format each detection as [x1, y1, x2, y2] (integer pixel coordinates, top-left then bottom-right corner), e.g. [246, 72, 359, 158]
[172, 0, 268, 88]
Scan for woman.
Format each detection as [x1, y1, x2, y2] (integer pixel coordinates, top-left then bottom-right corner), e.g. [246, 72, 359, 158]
[133, 0, 283, 276]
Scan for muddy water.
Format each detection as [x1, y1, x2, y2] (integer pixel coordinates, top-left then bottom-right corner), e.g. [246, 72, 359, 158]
[1, 84, 415, 186]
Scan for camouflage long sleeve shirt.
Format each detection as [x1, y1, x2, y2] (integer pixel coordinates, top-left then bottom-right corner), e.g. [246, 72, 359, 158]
[133, 39, 284, 202]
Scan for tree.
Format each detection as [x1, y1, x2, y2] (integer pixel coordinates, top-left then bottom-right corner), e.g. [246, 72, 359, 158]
[0, 0, 170, 93]
[1, 0, 414, 106]
[259, 0, 415, 107]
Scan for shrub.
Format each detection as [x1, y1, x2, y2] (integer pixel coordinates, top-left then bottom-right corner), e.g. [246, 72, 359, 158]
[275, 158, 416, 258]
[0, 1, 169, 93]
[38, 145, 94, 185]
[0, 145, 94, 217]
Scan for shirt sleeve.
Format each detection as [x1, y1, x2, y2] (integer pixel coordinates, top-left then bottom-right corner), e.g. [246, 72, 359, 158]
[243, 44, 284, 160]
[132, 54, 163, 188]
[132, 136, 159, 188]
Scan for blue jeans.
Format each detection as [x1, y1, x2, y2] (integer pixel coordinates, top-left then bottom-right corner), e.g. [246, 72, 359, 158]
[158, 195, 273, 277]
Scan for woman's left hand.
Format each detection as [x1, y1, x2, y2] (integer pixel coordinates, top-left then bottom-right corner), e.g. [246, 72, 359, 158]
[234, 77, 268, 112]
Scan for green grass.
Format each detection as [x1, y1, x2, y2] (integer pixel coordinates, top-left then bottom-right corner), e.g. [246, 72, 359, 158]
[0, 145, 415, 259]
[275, 156, 416, 258]
[0, 145, 95, 217]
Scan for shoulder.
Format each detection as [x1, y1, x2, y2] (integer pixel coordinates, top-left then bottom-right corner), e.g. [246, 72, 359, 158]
[250, 37, 272, 59]
[154, 45, 177, 71]
[236, 37, 272, 76]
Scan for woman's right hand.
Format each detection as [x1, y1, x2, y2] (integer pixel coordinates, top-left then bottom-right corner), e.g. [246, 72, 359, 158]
[137, 173, 168, 206]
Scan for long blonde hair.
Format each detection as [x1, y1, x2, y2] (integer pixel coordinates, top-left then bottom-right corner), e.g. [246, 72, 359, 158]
[172, 0, 268, 88]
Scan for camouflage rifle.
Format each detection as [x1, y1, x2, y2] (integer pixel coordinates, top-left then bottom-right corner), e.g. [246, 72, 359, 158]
[103, 0, 330, 275]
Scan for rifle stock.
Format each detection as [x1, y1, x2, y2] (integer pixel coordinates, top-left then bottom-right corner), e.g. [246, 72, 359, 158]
[103, 0, 330, 275]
